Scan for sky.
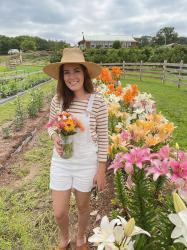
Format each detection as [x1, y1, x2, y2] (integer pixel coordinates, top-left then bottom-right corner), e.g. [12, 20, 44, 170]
[0, 0, 187, 45]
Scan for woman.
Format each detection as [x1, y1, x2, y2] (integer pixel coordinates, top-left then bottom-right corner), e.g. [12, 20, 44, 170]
[43, 48, 108, 250]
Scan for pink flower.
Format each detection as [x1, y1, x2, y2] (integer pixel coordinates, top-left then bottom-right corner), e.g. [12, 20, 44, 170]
[123, 147, 151, 170]
[147, 159, 170, 181]
[46, 119, 57, 128]
[170, 159, 187, 181]
[150, 145, 170, 160]
[178, 151, 187, 162]
[109, 152, 126, 173]
[174, 178, 187, 202]
[120, 130, 131, 141]
[159, 145, 170, 159]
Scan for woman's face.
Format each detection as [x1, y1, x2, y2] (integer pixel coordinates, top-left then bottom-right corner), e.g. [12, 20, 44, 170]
[63, 63, 84, 92]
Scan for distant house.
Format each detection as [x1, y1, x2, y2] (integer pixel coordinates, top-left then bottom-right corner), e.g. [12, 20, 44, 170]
[78, 35, 138, 49]
[8, 49, 20, 55]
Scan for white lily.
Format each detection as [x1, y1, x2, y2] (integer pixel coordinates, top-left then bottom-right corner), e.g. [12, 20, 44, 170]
[88, 215, 117, 250]
[116, 216, 151, 237]
[113, 225, 124, 244]
[168, 210, 187, 245]
[108, 94, 121, 103]
[174, 236, 187, 246]
[89, 215, 150, 250]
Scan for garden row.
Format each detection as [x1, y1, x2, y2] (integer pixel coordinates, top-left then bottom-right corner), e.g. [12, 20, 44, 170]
[0, 73, 50, 98]
[0, 79, 55, 127]
[1, 84, 55, 135]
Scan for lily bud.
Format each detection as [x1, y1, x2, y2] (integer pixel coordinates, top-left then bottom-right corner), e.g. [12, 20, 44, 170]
[124, 218, 135, 237]
[173, 192, 187, 213]
[175, 143, 179, 150]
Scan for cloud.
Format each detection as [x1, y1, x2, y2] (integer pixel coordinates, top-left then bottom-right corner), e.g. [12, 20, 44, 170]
[0, 0, 187, 44]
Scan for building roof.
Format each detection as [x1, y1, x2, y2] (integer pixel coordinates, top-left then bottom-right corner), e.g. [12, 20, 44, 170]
[84, 35, 137, 42]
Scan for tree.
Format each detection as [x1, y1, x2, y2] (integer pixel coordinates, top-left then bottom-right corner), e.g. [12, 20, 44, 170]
[137, 36, 153, 47]
[153, 26, 178, 45]
[177, 36, 187, 45]
[20, 39, 36, 51]
[0, 35, 11, 54]
[112, 40, 121, 49]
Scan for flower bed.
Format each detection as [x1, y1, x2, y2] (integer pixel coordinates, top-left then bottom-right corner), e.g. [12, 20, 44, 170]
[89, 67, 187, 249]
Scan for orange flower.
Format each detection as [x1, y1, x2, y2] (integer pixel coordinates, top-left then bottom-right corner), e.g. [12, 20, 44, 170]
[145, 135, 160, 146]
[74, 118, 85, 131]
[131, 84, 139, 96]
[123, 89, 133, 103]
[123, 84, 139, 104]
[108, 83, 115, 91]
[115, 85, 123, 96]
[111, 66, 123, 79]
[96, 68, 113, 83]
[63, 119, 75, 132]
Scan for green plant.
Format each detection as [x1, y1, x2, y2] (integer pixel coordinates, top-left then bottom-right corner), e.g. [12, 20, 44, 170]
[113, 164, 184, 249]
[2, 127, 11, 139]
[36, 89, 44, 111]
[14, 96, 25, 131]
[27, 91, 38, 118]
[27, 90, 44, 118]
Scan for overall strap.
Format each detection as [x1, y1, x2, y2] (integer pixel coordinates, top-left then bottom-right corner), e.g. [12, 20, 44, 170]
[86, 94, 95, 114]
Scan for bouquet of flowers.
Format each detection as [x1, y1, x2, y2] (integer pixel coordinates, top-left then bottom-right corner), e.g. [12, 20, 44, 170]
[47, 111, 84, 158]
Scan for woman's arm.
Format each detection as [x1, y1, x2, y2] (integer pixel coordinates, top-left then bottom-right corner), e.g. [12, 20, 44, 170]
[48, 96, 58, 139]
[96, 96, 108, 163]
[93, 95, 109, 191]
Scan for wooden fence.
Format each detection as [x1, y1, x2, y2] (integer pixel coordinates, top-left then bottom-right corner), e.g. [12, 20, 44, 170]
[100, 61, 187, 88]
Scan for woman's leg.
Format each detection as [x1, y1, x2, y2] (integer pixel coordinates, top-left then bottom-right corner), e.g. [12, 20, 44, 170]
[52, 189, 72, 247]
[74, 189, 91, 246]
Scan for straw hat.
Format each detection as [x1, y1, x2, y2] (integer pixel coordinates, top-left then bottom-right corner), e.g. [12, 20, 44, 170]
[43, 47, 102, 80]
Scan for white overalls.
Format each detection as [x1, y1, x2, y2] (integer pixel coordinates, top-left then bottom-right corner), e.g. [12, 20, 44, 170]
[50, 94, 98, 192]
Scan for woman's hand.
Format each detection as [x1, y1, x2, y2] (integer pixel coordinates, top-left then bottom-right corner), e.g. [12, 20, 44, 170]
[51, 133, 64, 156]
[93, 162, 106, 191]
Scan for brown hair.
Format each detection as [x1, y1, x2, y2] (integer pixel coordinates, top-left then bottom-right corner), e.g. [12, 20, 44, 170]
[56, 64, 94, 110]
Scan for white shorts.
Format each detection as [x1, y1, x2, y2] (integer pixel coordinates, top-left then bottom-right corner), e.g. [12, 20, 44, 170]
[50, 145, 98, 192]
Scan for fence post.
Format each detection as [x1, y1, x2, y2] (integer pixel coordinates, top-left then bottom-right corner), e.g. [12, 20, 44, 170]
[178, 60, 183, 88]
[162, 60, 167, 84]
[122, 61, 125, 79]
[140, 60, 143, 81]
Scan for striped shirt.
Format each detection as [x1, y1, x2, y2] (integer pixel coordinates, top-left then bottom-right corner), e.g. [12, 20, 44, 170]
[48, 92, 108, 162]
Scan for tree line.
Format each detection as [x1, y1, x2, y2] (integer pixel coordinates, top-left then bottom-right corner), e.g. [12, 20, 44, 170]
[1, 26, 187, 63]
[114, 27, 187, 48]
[0, 35, 69, 54]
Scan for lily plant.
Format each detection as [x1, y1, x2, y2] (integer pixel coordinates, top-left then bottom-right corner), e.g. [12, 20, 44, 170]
[168, 193, 187, 247]
[88, 215, 150, 250]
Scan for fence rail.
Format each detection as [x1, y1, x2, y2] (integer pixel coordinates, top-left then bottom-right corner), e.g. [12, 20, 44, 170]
[100, 61, 187, 88]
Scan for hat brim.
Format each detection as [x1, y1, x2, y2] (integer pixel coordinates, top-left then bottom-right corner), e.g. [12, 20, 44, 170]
[43, 61, 102, 80]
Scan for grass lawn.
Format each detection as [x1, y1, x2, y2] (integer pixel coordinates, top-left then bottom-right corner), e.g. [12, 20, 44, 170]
[0, 80, 56, 126]
[122, 75, 187, 151]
